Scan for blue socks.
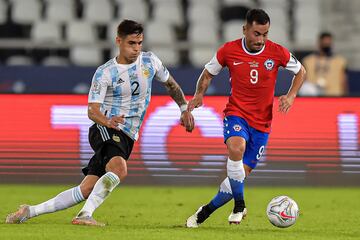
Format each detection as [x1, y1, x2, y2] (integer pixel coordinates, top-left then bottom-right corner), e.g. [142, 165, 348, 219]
[207, 177, 233, 212]
[206, 158, 246, 213]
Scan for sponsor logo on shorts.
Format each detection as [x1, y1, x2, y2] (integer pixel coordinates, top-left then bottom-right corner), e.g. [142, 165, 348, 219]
[233, 124, 242, 131]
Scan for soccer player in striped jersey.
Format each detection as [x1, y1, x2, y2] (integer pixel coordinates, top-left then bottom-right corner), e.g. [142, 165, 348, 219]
[6, 20, 194, 226]
[186, 9, 306, 227]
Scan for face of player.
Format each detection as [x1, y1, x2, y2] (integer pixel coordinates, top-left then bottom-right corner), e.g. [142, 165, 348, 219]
[243, 22, 270, 52]
[116, 33, 143, 64]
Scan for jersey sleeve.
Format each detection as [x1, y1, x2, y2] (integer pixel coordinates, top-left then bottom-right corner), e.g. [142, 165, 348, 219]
[279, 46, 302, 74]
[205, 44, 226, 75]
[88, 68, 110, 103]
[150, 52, 170, 82]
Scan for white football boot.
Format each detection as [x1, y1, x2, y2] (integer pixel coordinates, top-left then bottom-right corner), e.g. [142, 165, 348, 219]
[186, 206, 205, 228]
[5, 204, 30, 224]
[228, 208, 247, 224]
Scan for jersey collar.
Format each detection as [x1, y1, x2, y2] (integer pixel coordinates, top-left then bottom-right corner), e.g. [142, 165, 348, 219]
[241, 38, 265, 56]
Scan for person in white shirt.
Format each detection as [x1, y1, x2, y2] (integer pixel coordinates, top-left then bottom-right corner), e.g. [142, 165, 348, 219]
[6, 19, 194, 227]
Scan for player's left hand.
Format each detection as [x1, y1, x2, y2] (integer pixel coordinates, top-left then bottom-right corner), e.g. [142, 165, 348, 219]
[180, 111, 195, 132]
[278, 95, 295, 114]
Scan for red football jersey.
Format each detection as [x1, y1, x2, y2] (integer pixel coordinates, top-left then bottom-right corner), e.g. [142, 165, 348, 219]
[205, 38, 301, 133]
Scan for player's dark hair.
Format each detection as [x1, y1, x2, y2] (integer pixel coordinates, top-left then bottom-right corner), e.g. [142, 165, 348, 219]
[246, 9, 270, 25]
[117, 20, 143, 38]
[319, 32, 332, 40]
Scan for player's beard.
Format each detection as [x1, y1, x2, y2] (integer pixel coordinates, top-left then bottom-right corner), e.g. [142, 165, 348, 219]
[253, 43, 264, 51]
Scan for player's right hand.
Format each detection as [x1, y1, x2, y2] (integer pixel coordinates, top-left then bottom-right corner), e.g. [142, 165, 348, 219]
[187, 95, 203, 112]
[180, 111, 195, 132]
[106, 114, 125, 130]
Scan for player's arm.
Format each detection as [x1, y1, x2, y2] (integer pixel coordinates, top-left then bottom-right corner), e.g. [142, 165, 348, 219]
[163, 75, 187, 108]
[279, 55, 307, 113]
[88, 103, 124, 130]
[187, 69, 215, 111]
[188, 47, 224, 112]
[87, 69, 124, 130]
[162, 75, 194, 132]
[285, 65, 306, 99]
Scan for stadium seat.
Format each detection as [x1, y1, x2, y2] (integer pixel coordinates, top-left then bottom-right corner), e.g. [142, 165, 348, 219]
[223, 0, 256, 8]
[0, 0, 7, 24]
[66, 21, 97, 44]
[294, 0, 321, 48]
[70, 46, 103, 66]
[145, 21, 176, 47]
[31, 22, 61, 43]
[152, 0, 183, 25]
[11, 0, 42, 24]
[268, 25, 290, 46]
[115, 0, 148, 23]
[42, 56, 70, 66]
[259, 0, 287, 7]
[188, 22, 219, 47]
[6, 55, 34, 65]
[222, 20, 245, 42]
[260, 2, 290, 46]
[187, 4, 218, 25]
[111, 46, 119, 58]
[82, 0, 113, 24]
[148, 47, 178, 67]
[44, 0, 76, 23]
[189, 48, 215, 68]
[107, 21, 120, 41]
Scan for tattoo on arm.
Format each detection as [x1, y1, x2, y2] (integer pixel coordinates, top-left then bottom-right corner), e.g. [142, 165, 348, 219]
[164, 76, 187, 106]
[195, 69, 213, 95]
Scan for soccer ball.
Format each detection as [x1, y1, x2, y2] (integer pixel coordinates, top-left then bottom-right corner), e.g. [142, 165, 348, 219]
[266, 195, 299, 228]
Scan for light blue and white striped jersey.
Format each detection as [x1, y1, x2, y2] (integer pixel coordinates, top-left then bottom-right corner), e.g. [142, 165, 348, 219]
[88, 51, 170, 141]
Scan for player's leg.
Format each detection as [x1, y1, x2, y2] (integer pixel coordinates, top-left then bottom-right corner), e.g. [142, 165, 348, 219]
[5, 175, 98, 224]
[228, 128, 269, 224]
[73, 128, 133, 226]
[186, 177, 233, 228]
[226, 136, 247, 224]
[74, 154, 126, 221]
[28, 175, 99, 217]
[186, 116, 248, 227]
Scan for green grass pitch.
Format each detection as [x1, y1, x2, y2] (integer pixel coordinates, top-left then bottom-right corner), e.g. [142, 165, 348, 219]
[0, 185, 359, 240]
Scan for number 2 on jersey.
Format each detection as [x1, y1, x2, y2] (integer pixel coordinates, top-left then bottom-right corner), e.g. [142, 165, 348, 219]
[250, 69, 258, 84]
[131, 81, 140, 96]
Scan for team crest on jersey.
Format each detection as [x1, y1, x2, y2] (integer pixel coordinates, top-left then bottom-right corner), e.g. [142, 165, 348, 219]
[112, 134, 120, 142]
[264, 59, 275, 70]
[142, 68, 150, 78]
[233, 124, 242, 132]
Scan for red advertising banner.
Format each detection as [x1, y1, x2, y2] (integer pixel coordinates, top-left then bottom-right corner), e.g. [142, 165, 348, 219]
[0, 95, 359, 185]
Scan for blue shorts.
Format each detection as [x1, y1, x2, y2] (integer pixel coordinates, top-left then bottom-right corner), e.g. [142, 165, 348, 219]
[223, 116, 269, 169]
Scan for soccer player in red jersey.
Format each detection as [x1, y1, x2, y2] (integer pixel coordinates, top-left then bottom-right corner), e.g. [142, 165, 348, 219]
[186, 9, 306, 227]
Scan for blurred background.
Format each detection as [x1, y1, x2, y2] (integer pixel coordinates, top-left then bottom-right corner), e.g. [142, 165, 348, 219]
[0, 0, 359, 186]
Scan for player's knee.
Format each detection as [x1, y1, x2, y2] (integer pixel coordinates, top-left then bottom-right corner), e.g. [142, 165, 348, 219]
[227, 143, 245, 159]
[106, 156, 128, 181]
